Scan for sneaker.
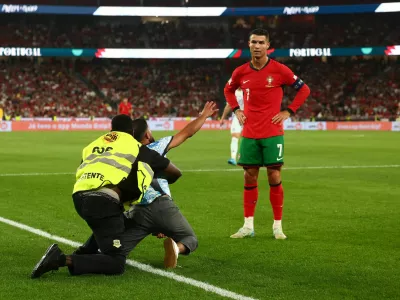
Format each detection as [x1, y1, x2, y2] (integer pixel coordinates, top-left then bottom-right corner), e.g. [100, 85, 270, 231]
[273, 226, 287, 240]
[228, 158, 237, 165]
[163, 238, 179, 269]
[230, 227, 255, 239]
[31, 244, 63, 279]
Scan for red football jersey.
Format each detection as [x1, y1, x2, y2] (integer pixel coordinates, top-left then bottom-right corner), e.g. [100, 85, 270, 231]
[224, 59, 306, 139]
[119, 102, 132, 116]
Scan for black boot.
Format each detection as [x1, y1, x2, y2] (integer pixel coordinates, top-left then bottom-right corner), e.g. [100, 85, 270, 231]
[31, 244, 64, 279]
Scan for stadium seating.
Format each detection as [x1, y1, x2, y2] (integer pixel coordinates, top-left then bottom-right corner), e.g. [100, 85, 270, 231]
[1, 14, 398, 48]
[1, 58, 398, 120]
[1, 1, 398, 121]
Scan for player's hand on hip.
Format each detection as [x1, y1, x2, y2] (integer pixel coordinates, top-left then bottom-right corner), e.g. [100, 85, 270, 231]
[272, 110, 291, 125]
[235, 109, 246, 125]
[200, 101, 219, 118]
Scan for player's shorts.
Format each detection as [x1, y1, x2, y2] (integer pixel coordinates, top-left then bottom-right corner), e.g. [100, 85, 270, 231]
[230, 115, 243, 134]
[238, 135, 284, 167]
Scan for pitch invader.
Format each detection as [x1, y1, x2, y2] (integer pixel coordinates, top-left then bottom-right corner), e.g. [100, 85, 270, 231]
[224, 28, 310, 239]
[220, 88, 244, 165]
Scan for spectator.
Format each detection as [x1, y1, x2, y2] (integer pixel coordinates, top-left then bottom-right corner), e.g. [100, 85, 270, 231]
[1, 13, 398, 49]
[1, 57, 398, 121]
[118, 98, 132, 116]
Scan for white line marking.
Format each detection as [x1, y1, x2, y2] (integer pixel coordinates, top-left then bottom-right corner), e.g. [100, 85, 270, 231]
[0, 216, 257, 300]
[0, 172, 74, 177]
[0, 165, 399, 177]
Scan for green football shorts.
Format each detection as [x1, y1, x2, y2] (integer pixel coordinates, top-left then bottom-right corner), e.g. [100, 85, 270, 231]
[237, 135, 284, 167]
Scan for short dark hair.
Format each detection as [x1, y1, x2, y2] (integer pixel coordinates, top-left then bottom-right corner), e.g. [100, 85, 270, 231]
[132, 118, 148, 142]
[249, 28, 269, 41]
[111, 114, 133, 135]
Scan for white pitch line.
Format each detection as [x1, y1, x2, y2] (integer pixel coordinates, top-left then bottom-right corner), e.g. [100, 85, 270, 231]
[0, 172, 74, 177]
[0, 216, 257, 300]
[0, 165, 399, 177]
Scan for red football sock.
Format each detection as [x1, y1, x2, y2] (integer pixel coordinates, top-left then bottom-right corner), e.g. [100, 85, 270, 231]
[269, 182, 284, 220]
[244, 183, 258, 217]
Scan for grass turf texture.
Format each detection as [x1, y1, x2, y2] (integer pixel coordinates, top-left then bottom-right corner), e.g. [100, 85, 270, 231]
[0, 130, 399, 300]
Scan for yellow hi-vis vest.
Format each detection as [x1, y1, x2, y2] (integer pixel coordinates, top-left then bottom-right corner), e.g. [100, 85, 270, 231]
[73, 131, 154, 203]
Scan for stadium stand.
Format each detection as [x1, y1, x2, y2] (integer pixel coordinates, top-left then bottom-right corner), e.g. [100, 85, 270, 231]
[1, 14, 399, 48]
[0, 1, 398, 121]
[1, 57, 398, 121]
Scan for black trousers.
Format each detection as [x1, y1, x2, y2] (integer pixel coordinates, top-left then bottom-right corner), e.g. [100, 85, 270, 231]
[71, 191, 128, 275]
[77, 195, 198, 259]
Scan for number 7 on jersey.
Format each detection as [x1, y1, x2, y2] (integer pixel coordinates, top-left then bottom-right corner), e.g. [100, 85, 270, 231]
[245, 88, 250, 102]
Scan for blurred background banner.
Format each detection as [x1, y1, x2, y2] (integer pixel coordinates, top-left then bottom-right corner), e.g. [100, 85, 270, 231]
[4, 120, 399, 131]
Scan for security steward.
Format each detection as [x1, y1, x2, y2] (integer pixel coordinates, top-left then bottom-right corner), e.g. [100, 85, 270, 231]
[31, 114, 179, 278]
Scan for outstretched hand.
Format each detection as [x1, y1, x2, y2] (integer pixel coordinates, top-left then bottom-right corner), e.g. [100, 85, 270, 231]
[272, 110, 291, 125]
[200, 101, 219, 118]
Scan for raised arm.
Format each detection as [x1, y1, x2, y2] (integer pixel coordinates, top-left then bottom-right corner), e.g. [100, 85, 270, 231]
[167, 101, 219, 151]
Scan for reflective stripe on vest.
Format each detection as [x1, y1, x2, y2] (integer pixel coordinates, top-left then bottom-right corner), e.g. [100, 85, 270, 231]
[77, 152, 137, 175]
[73, 131, 143, 194]
[83, 152, 137, 164]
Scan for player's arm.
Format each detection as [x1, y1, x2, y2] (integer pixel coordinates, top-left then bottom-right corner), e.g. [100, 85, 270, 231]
[224, 68, 246, 125]
[161, 162, 182, 184]
[220, 103, 232, 125]
[167, 101, 219, 151]
[272, 64, 310, 124]
[223, 68, 241, 111]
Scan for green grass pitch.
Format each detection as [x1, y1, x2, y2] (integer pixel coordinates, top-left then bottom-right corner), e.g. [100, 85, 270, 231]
[0, 130, 399, 300]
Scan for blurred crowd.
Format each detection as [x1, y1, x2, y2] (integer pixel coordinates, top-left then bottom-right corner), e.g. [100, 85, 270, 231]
[1, 2, 399, 121]
[231, 14, 399, 49]
[282, 57, 400, 121]
[81, 60, 222, 118]
[0, 60, 112, 118]
[1, 13, 398, 49]
[1, 57, 399, 121]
